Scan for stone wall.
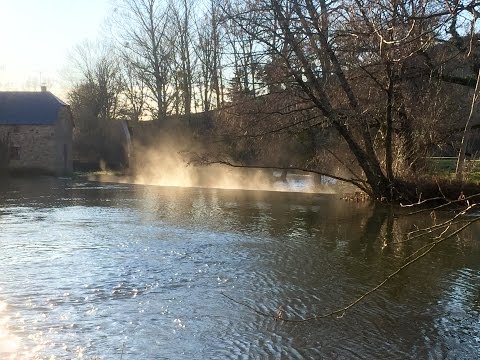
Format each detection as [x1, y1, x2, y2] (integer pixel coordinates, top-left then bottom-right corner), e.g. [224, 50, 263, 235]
[0, 108, 73, 175]
[54, 107, 74, 175]
[0, 124, 57, 174]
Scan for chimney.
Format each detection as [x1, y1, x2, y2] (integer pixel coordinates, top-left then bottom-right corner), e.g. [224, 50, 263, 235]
[41, 85, 47, 92]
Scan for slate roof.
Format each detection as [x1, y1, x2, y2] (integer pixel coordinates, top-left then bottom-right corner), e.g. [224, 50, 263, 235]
[0, 91, 68, 125]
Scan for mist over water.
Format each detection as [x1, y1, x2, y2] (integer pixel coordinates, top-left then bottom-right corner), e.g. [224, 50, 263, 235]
[113, 143, 337, 193]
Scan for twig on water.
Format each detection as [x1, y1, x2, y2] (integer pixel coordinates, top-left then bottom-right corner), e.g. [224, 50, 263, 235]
[120, 342, 125, 360]
[391, 204, 477, 245]
[402, 192, 479, 215]
[222, 215, 480, 322]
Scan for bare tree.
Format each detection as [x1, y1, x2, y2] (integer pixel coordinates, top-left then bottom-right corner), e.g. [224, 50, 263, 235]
[120, 59, 147, 122]
[194, 0, 225, 112]
[171, 0, 195, 115]
[111, 0, 174, 120]
[456, 71, 480, 180]
[216, 0, 480, 201]
[222, 0, 266, 98]
[69, 41, 124, 124]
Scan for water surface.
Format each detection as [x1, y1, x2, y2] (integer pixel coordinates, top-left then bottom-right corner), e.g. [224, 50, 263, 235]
[0, 178, 478, 359]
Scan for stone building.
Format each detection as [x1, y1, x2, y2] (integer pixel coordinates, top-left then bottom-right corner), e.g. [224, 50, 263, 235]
[0, 89, 74, 175]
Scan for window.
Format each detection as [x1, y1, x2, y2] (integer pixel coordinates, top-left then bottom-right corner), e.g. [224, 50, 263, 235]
[9, 146, 20, 160]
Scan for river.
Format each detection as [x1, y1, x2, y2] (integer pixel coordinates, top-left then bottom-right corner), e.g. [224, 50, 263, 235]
[0, 177, 478, 359]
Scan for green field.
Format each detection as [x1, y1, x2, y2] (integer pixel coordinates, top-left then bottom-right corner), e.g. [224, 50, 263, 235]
[428, 157, 480, 182]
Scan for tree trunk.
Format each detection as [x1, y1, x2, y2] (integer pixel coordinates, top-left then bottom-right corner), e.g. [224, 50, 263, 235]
[385, 63, 395, 180]
[456, 69, 480, 181]
[331, 119, 391, 201]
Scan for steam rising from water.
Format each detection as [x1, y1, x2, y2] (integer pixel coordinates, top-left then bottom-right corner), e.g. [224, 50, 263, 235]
[118, 142, 336, 193]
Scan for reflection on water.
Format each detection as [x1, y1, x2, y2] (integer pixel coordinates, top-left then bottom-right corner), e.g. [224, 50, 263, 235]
[0, 300, 21, 358]
[0, 177, 479, 359]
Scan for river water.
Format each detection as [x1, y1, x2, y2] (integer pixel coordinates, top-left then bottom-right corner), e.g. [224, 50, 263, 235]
[0, 178, 478, 359]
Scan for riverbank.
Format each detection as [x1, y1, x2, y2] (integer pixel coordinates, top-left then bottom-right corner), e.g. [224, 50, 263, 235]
[402, 178, 480, 206]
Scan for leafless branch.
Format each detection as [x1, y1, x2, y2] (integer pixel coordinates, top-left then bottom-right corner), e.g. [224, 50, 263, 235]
[221, 213, 480, 322]
[187, 154, 369, 190]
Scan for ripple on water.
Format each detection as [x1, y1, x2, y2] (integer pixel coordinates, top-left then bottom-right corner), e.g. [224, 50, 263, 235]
[0, 180, 479, 358]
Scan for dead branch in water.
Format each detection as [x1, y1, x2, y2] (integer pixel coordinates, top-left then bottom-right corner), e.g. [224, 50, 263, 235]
[391, 204, 477, 245]
[401, 188, 480, 214]
[221, 210, 480, 322]
[186, 153, 370, 193]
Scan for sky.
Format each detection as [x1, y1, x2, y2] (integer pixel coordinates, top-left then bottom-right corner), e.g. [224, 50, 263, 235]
[0, 0, 111, 98]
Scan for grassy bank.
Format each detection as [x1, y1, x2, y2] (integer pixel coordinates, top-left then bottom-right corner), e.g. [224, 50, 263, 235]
[400, 157, 480, 205]
[427, 157, 480, 182]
